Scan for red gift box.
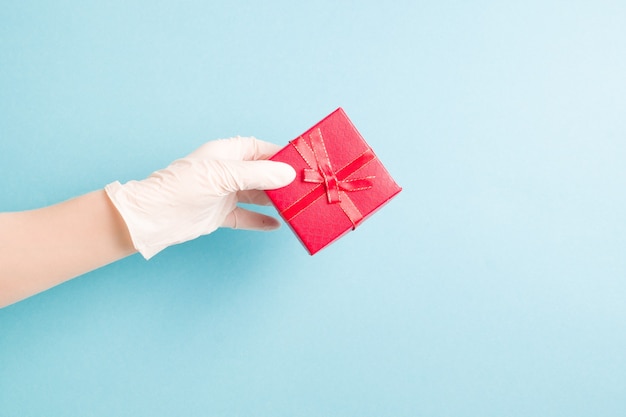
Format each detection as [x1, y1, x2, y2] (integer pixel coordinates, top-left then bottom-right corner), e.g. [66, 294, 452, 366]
[265, 108, 402, 255]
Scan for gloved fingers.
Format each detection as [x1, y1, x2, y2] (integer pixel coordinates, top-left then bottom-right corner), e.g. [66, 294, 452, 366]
[222, 206, 282, 231]
[237, 190, 273, 206]
[209, 159, 296, 193]
[189, 136, 283, 161]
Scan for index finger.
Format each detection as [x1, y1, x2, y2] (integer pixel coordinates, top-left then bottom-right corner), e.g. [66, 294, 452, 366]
[189, 136, 284, 161]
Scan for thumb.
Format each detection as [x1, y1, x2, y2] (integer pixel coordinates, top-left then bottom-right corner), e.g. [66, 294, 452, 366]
[212, 159, 296, 192]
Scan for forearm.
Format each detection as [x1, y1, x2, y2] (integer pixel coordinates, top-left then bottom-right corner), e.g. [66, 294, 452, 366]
[0, 137, 294, 308]
[0, 190, 136, 308]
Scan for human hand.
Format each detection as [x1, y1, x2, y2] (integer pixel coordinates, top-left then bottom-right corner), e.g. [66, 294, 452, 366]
[104, 136, 295, 259]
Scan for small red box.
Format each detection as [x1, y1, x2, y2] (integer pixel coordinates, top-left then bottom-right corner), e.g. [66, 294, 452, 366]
[266, 108, 402, 255]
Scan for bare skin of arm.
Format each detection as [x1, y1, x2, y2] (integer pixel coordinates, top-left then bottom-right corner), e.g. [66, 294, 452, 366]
[0, 190, 136, 308]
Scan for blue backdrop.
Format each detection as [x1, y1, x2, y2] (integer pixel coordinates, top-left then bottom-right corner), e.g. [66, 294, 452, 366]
[2, 1, 626, 416]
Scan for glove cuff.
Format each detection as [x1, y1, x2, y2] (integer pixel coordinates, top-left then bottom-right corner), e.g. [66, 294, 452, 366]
[104, 181, 166, 260]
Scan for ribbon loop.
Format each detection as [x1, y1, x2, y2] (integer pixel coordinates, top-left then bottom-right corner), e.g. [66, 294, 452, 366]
[308, 128, 341, 203]
[303, 168, 323, 183]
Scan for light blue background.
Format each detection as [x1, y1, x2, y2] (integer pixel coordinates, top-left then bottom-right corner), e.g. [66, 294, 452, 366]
[1, 1, 626, 416]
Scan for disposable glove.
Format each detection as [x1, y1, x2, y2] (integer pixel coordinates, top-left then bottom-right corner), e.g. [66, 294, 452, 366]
[104, 136, 296, 259]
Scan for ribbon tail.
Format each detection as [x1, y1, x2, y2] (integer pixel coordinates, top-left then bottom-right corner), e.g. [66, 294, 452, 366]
[338, 191, 365, 229]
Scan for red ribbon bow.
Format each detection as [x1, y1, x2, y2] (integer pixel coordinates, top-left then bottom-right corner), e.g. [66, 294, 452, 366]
[281, 128, 376, 228]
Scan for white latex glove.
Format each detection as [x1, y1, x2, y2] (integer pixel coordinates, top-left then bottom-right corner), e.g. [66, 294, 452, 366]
[104, 136, 296, 259]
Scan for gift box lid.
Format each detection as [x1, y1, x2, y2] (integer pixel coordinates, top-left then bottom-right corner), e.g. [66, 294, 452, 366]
[266, 108, 402, 255]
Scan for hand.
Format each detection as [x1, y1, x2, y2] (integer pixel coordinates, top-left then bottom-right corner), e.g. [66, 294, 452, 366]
[105, 136, 296, 259]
